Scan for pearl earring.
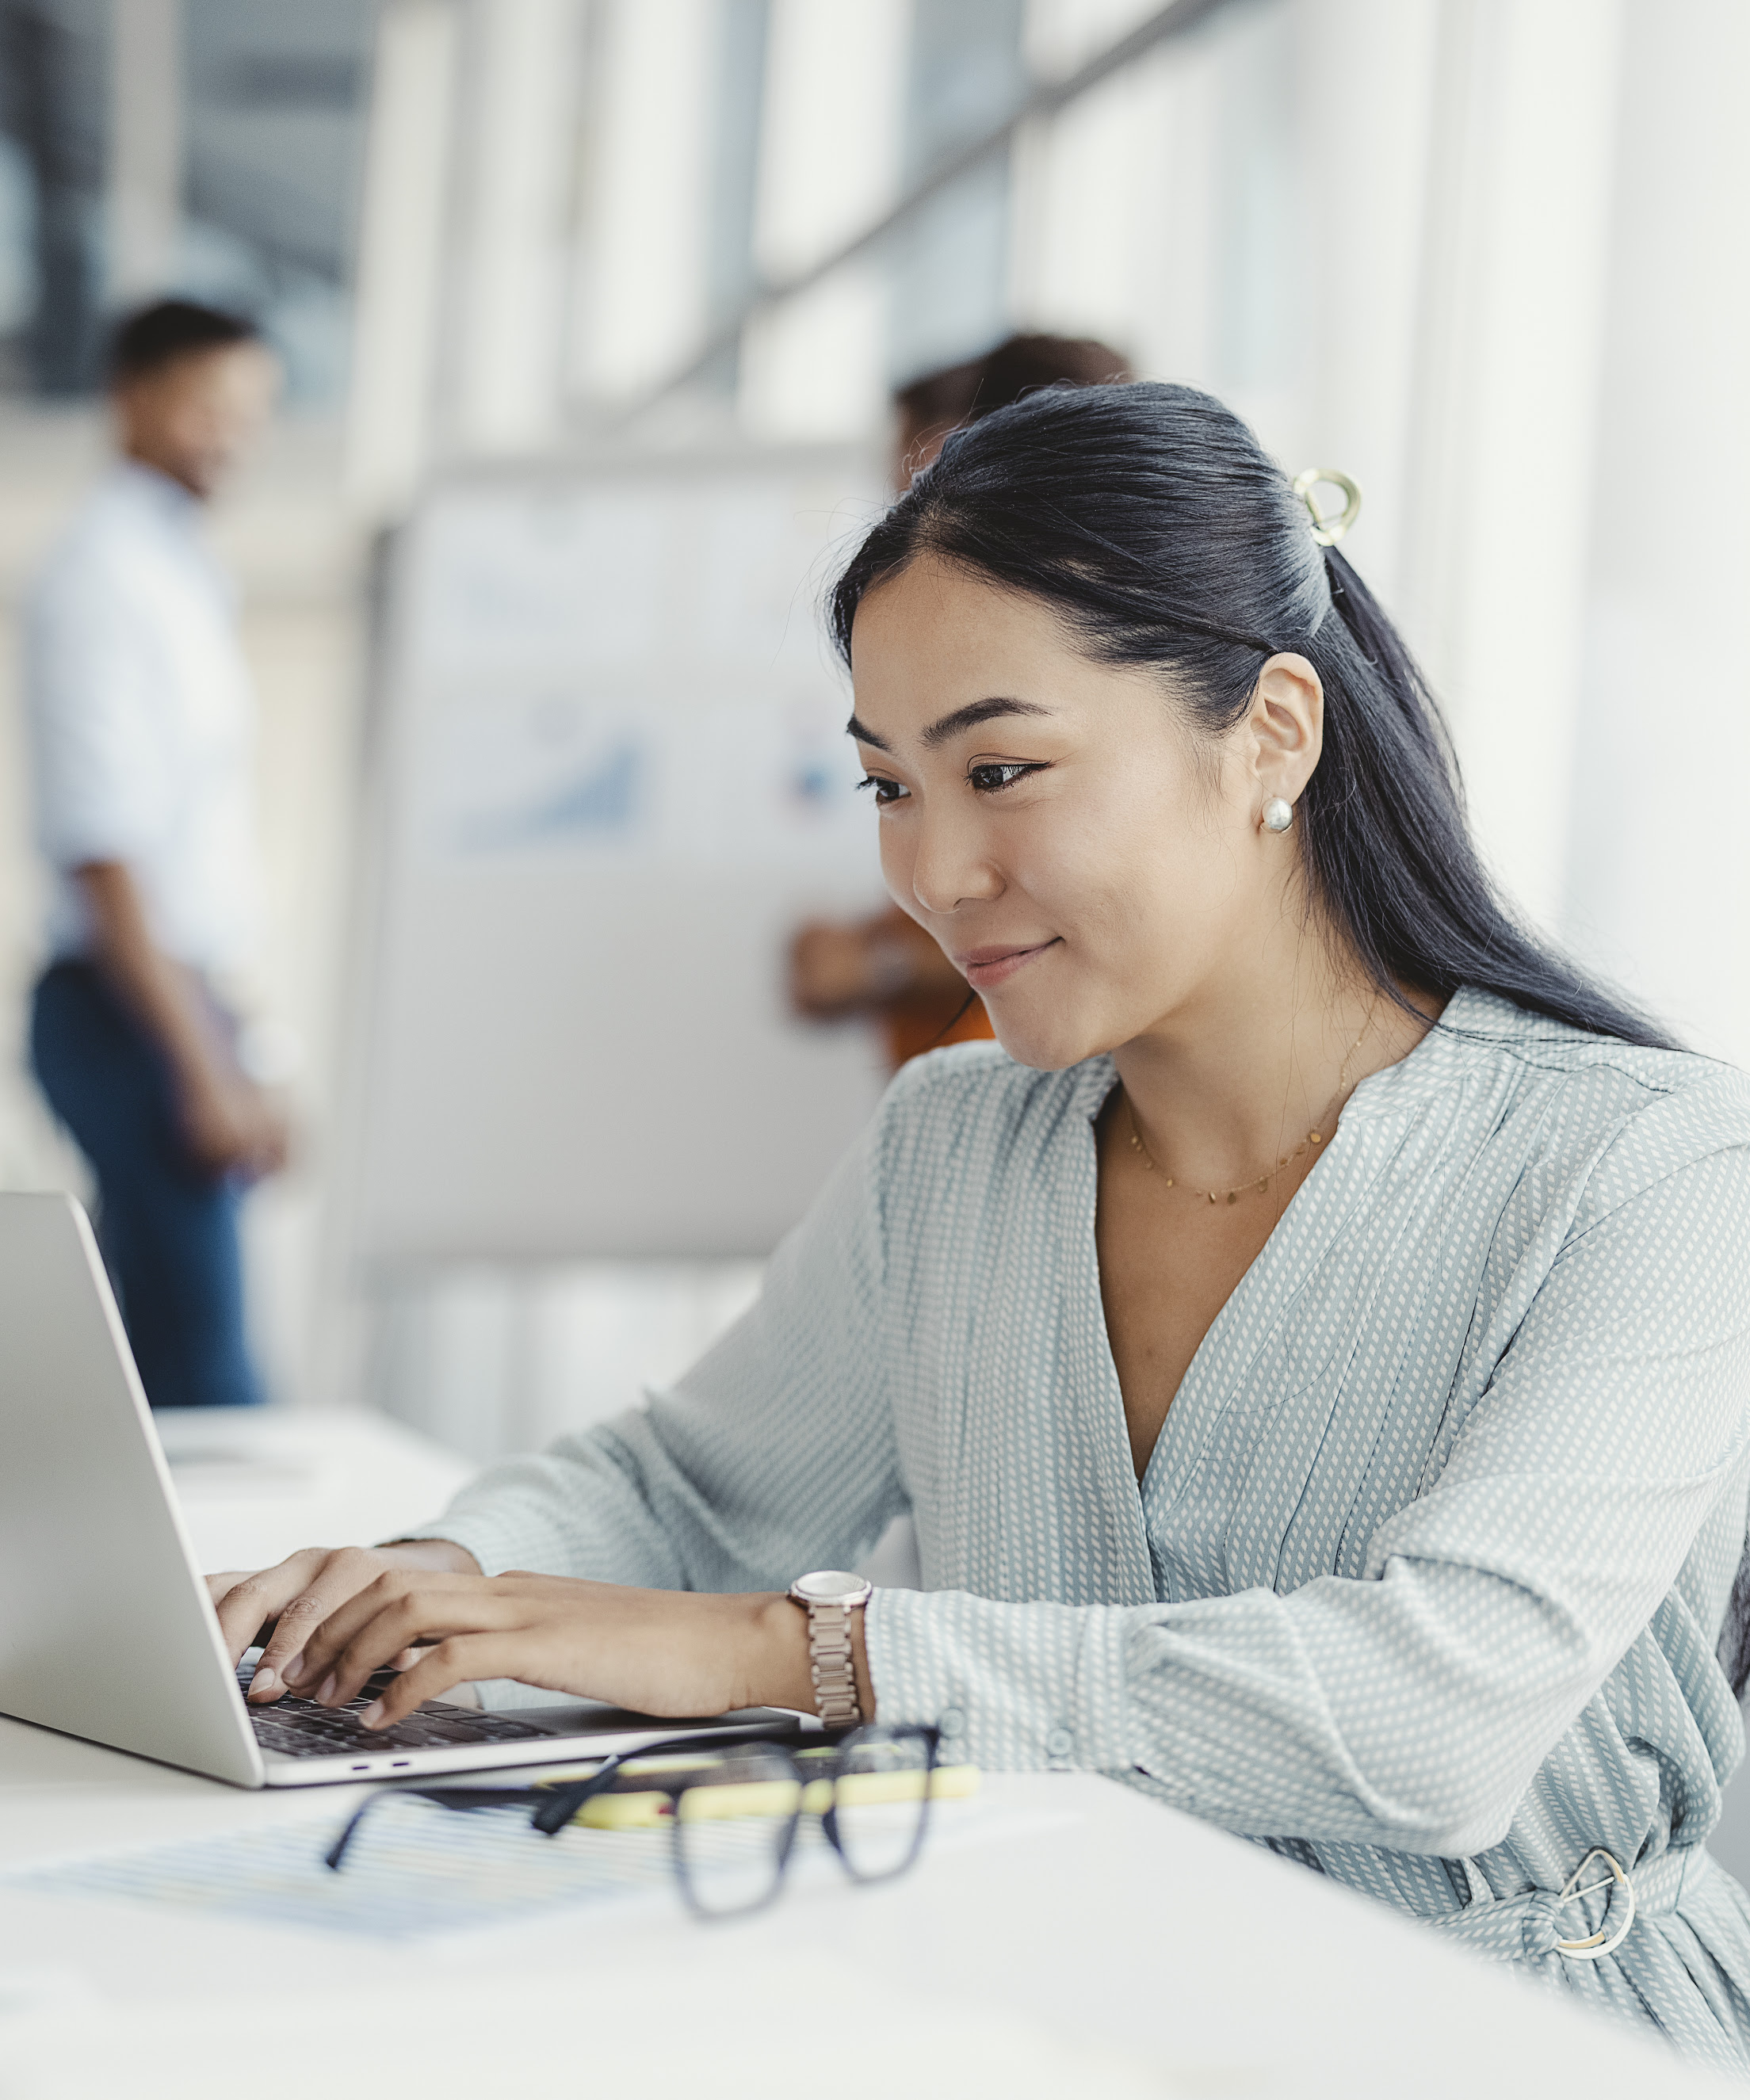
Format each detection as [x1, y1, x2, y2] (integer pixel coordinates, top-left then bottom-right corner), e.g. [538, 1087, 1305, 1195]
[1262, 796, 1294, 833]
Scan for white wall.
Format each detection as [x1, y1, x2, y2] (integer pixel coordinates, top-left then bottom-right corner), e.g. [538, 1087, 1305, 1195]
[1396, 0, 1627, 932]
[738, 0, 910, 442]
[1287, 0, 1439, 619]
[1564, 0, 1750, 1065]
[343, 0, 462, 519]
[108, 0, 185, 303]
[567, 0, 719, 408]
[448, 0, 587, 455]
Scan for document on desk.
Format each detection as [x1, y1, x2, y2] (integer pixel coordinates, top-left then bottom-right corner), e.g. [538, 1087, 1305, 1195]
[1, 1790, 1068, 1942]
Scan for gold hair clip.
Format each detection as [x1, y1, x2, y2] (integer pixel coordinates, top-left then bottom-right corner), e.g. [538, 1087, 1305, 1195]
[1293, 468, 1362, 546]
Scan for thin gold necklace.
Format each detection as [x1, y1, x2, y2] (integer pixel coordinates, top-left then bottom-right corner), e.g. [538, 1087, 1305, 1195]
[1125, 996, 1381, 1206]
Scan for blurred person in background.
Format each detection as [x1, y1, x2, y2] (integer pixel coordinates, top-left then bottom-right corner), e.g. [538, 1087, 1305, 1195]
[789, 332, 1131, 1070]
[24, 299, 285, 1409]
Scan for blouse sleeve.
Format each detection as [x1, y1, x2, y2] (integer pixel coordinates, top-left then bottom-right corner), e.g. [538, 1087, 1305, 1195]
[396, 1107, 906, 1592]
[867, 1099, 1750, 1858]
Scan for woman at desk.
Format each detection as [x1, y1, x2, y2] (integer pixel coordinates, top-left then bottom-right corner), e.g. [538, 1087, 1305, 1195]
[218, 385, 1750, 2072]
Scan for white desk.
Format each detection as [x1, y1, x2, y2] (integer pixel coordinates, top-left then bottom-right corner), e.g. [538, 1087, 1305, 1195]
[0, 1410, 1728, 2098]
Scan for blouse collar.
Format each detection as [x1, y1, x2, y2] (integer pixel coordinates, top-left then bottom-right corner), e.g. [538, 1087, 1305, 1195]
[1071, 983, 1549, 1132]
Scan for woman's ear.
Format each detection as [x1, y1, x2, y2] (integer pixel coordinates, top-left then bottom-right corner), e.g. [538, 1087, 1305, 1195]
[1244, 652, 1324, 815]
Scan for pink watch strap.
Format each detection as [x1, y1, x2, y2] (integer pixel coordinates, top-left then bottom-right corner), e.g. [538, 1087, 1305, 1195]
[804, 1596, 865, 1729]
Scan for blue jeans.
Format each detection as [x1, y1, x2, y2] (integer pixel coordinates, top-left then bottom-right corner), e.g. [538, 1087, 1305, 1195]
[30, 960, 263, 1409]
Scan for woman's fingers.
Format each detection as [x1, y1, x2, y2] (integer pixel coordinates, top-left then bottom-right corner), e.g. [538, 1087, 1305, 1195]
[250, 1585, 354, 1701]
[205, 1569, 262, 1628]
[208, 1548, 332, 1674]
[201, 1544, 494, 1703]
[290, 1570, 464, 1693]
[358, 1634, 525, 1730]
[274, 1572, 761, 1730]
[300, 1572, 518, 1709]
[233, 1548, 404, 1701]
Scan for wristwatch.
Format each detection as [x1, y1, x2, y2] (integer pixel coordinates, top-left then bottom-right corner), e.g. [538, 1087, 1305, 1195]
[788, 1569, 873, 1729]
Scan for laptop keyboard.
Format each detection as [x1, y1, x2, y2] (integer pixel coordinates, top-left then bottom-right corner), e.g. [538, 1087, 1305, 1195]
[237, 1660, 552, 1759]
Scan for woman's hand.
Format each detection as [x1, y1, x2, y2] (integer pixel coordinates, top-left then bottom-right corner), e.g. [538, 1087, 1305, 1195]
[207, 1541, 482, 1702]
[281, 1568, 822, 1731]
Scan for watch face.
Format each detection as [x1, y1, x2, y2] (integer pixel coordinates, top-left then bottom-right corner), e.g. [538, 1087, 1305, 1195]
[791, 1569, 869, 1604]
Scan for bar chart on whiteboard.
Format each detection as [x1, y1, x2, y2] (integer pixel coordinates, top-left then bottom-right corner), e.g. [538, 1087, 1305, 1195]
[345, 449, 894, 1265]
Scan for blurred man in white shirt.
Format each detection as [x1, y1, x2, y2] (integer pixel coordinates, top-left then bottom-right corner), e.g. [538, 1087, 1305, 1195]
[25, 299, 284, 1407]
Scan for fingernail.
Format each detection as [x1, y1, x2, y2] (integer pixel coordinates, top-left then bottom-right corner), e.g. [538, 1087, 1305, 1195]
[281, 1654, 306, 1687]
[249, 1667, 277, 1698]
[317, 1674, 338, 1705]
[361, 1701, 385, 1731]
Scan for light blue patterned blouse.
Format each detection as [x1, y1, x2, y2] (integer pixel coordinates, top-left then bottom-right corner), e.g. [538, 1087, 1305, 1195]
[411, 989, 1750, 2074]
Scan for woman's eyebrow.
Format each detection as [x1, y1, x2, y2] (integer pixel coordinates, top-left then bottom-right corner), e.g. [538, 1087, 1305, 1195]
[845, 697, 1053, 754]
[922, 697, 1053, 746]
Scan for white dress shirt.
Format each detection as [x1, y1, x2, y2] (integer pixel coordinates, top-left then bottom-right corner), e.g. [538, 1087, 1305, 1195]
[24, 460, 261, 975]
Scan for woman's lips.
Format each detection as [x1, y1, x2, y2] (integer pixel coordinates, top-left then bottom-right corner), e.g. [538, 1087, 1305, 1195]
[957, 940, 1060, 990]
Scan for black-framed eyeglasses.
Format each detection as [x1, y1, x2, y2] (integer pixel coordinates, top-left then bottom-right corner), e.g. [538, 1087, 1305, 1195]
[323, 1722, 942, 1919]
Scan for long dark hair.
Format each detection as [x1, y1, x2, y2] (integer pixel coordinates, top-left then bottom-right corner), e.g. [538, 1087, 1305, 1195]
[830, 380, 1672, 1054]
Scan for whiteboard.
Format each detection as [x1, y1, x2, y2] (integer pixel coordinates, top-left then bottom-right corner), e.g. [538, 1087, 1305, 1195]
[343, 448, 892, 1263]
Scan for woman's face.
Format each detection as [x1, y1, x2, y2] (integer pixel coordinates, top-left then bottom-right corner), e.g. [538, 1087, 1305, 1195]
[848, 553, 1319, 1070]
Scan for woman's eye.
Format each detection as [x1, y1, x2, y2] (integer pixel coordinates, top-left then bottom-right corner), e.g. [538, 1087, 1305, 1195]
[856, 775, 907, 805]
[968, 762, 1041, 794]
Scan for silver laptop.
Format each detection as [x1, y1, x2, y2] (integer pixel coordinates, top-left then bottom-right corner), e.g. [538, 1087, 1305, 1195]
[0, 1191, 798, 1787]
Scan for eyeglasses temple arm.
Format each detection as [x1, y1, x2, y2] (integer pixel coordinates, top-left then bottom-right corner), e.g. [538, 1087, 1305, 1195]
[529, 1728, 743, 1837]
[323, 1785, 535, 1871]
[531, 1752, 632, 1836]
[324, 1798, 376, 1872]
